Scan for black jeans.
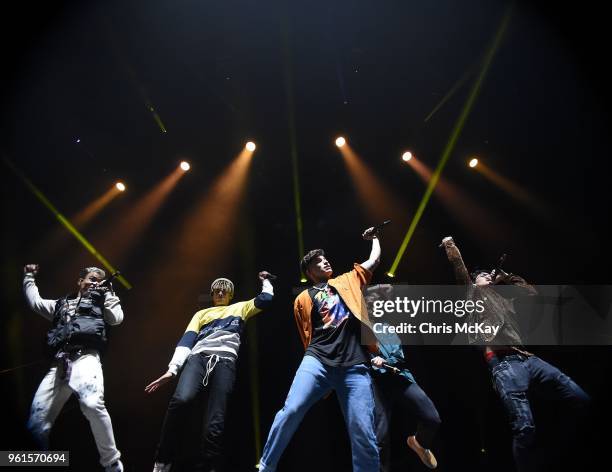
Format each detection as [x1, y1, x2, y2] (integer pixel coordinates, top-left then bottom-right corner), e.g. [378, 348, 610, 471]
[156, 353, 236, 468]
[373, 373, 441, 472]
[490, 354, 589, 472]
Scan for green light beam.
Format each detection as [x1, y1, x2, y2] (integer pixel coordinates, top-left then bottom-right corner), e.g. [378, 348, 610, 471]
[282, 17, 306, 280]
[4, 157, 132, 289]
[389, 7, 513, 276]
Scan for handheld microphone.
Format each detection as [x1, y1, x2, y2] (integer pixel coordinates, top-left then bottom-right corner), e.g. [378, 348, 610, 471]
[100, 271, 121, 287]
[382, 363, 401, 374]
[373, 220, 391, 232]
[260, 271, 278, 280]
[490, 254, 507, 279]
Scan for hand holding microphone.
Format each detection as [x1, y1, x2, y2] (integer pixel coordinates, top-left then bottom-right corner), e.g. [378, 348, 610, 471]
[363, 220, 391, 240]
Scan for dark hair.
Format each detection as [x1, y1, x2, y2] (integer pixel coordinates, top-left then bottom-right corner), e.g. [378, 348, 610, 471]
[300, 249, 325, 275]
[79, 267, 106, 279]
[470, 268, 489, 281]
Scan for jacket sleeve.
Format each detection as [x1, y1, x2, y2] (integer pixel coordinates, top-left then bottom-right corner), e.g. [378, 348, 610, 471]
[442, 241, 472, 285]
[506, 274, 538, 297]
[353, 263, 373, 288]
[293, 292, 311, 350]
[168, 310, 202, 375]
[103, 292, 124, 325]
[23, 273, 56, 321]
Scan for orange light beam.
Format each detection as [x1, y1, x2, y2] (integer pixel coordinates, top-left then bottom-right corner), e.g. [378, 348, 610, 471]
[407, 157, 513, 242]
[148, 149, 255, 313]
[339, 144, 406, 224]
[475, 161, 548, 214]
[95, 166, 186, 265]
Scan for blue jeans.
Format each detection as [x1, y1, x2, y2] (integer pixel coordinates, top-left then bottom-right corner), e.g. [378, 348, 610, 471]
[490, 354, 589, 472]
[259, 355, 380, 472]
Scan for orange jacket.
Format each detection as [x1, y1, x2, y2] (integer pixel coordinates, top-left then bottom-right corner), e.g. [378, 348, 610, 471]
[294, 263, 376, 352]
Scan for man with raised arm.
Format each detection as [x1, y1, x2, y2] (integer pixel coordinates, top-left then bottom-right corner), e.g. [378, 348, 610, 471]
[258, 227, 381, 472]
[440, 236, 589, 471]
[147, 272, 274, 472]
[23, 264, 124, 472]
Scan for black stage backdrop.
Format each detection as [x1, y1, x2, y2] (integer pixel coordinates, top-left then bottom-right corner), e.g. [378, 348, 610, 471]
[1, 1, 610, 471]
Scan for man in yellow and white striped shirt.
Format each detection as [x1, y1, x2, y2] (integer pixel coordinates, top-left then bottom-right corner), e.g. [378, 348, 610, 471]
[146, 272, 274, 472]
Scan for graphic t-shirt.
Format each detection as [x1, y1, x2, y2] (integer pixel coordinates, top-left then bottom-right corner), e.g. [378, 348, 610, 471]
[304, 283, 368, 366]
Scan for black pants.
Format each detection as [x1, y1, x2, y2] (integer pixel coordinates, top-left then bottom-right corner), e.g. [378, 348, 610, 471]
[156, 353, 236, 468]
[373, 373, 441, 472]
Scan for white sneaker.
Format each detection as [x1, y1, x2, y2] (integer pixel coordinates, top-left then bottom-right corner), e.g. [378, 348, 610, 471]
[105, 460, 124, 472]
[153, 462, 171, 472]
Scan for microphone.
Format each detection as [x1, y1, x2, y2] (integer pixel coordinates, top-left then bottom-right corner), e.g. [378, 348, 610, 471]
[490, 254, 507, 279]
[382, 363, 401, 374]
[259, 271, 278, 280]
[100, 271, 121, 287]
[373, 220, 391, 233]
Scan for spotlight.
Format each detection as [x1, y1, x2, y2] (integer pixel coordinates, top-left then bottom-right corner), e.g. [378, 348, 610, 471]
[115, 182, 126, 192]
[300, 277, 307, 283]
[469, 158, 479, 168]
[386, 272, 395, 278]
[335, 136, 346, 147]
[246, 141, 256, 152]
[180, 161, 191, 171]
[402, 151, 413, 162]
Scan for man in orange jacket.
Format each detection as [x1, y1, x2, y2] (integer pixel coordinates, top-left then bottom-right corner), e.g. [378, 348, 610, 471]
[258, 226, 381, 472]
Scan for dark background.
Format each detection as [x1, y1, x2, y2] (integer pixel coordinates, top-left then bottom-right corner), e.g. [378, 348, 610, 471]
[1, 1, 610, 470]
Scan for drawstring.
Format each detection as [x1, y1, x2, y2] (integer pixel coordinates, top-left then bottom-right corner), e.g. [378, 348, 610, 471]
[203, 354, 220, 387]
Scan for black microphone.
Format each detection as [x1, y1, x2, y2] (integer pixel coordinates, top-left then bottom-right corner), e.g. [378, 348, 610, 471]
[490, 254, 507, 279]
[260, 271, 278, 280]
[373, 220, 391, 233]
[100, 271, 121, 287]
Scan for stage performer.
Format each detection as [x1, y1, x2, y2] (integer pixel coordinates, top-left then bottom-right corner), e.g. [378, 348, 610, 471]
[147, 272, 274, 472]
[365, 285, 440, 470]
[440, 236, 589, 471]
[23, 264, 124, 471]
[257, 226, 381, 472]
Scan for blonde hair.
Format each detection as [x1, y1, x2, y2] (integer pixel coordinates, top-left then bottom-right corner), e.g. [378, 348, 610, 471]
[210, 278, 234, 298]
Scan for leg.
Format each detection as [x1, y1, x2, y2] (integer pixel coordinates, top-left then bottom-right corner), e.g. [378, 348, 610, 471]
[69, 353, 121, 468]
[492, 359, 535, 472]
[371, 375, 392, 472]
[526, 356, 590, 408]
[27, 366, 72, 449]
[258, 355, 331, 472]
[525, 356, 590, 467]
[399, 381, 441, 450]
[156, 354, 207, 464]
[334, 364, 380, 472]
[199, 358, 237, 470]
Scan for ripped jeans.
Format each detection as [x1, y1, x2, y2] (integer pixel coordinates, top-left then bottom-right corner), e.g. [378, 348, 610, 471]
[490, 354, 589, 472]
[27, 351, 121, 467]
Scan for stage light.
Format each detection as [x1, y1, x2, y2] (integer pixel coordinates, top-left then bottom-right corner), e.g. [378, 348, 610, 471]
[402, 151, 413, 162]
[469, 158, 479, 168]
[246, 141, 256, 152]
[300, 276, 307, 283]
[386, 272, 395, 278]
[116, 182, 126, 192]
[180, 161, 191, 171]
[335, 136, 346, 148]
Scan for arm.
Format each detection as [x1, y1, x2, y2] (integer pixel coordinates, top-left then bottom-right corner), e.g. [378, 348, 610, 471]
[103, 292, 124, 325]
[241, 271, 276, 320]
[253, 271, 275, 310]
[294, 293, 311, 350]
[360, 227, 381, 272]
[495, 272, 538, 297]
[145, 311, 201, 393]
[440, 236, 472, 285]
[22, 264, 55, 321]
